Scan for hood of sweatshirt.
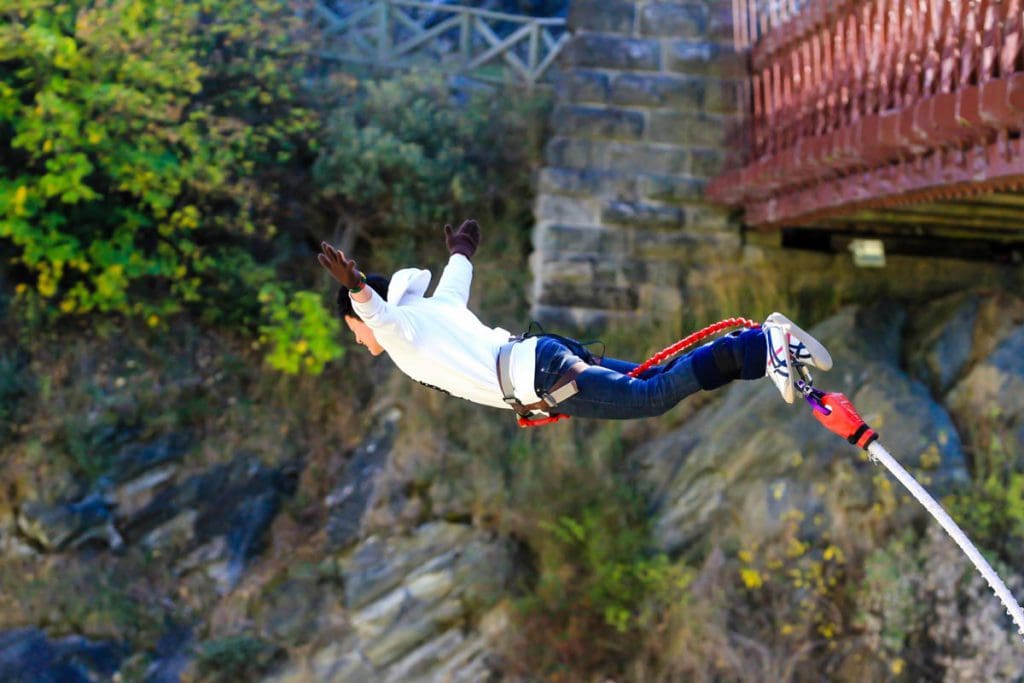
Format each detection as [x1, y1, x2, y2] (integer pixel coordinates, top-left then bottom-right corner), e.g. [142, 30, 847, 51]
[386, 267, 432, 307]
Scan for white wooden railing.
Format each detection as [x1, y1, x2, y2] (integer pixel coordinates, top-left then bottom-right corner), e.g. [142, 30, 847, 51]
[313, 0, 570, 86]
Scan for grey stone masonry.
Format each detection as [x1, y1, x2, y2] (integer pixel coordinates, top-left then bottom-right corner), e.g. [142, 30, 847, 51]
[532, 0, 746, 329]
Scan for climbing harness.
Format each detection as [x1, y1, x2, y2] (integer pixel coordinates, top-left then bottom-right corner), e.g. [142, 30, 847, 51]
[496, 338, 585, 423]
[800, 369, 1024, 640]
[511, 317, 760, 428]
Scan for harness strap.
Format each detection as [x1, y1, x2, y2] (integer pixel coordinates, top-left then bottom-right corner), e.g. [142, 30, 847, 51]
[497, 341, 522, 412]
[496, 340, 585, 418]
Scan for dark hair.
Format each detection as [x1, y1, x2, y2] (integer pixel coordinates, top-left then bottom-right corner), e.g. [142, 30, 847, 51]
[336, 274, 390, 319]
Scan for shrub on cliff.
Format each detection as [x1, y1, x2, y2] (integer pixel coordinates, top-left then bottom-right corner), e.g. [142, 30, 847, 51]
[312, 71, 549, 287]
[0, 0, 342, 372]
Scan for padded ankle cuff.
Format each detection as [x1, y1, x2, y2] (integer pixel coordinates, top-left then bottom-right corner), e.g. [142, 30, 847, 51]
[693, 328, 767, 389]
[691, 344, 729, 390]
[739, 328, 767, 380]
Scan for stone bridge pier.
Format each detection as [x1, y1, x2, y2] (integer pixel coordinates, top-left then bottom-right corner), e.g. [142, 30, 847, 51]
[531, 0, 746, 330]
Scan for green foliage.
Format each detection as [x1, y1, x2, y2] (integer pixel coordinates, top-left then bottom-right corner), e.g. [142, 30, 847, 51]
[0, 0, 325, 361]
[517, 499, 694, 677]
[313, 71, 549, 275]
[1002, 472, 1024, 539]
[501, 425, 694, 679]
[0, 347, 31, 438]
[538, 511, 692, 635]
[258, 283, 343, 375]
[855, 530, 926, 655]
[195, 635, 285, 683]
[948, 470, 1024, 567]
[945, 425, 1024, 567]
[2, 558, 166, 646]
[62, 414, 132, 482]
[731, 506, 853, 649]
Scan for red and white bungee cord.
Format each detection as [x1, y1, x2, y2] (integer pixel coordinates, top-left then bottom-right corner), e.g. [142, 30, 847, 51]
[806, 388, 1024, 640]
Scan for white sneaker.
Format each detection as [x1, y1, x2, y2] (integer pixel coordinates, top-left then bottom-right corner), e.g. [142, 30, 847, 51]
[763, 312, 833, 403]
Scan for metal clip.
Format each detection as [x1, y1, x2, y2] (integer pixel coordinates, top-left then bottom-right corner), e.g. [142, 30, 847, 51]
[803, 387, 831, 415]
[795, 366, 831, 416]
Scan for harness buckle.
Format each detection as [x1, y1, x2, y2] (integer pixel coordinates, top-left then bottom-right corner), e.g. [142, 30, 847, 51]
[497, 341, 584, 426]
[541, 378, 579, 408]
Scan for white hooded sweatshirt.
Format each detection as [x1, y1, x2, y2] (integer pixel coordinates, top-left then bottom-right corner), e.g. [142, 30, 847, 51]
[351, 254, 539, 409]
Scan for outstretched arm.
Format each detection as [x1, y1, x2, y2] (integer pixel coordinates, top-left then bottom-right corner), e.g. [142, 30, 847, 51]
[434, 219, 481, 305]
[318, 241, 410, 338]
[318, 241, 368, 300]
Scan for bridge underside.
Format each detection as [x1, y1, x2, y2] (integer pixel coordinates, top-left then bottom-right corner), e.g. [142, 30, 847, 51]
[776, 190, 1024, 263]
[709, 0, 1024, 256]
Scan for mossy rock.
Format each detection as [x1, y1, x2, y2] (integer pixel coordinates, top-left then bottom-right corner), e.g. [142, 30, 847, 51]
[0, 347, 31, 441]
[193, 635, 286, 683]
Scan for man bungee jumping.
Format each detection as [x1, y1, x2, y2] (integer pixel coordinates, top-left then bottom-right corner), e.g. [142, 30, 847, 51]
[317, 219, 833, 422]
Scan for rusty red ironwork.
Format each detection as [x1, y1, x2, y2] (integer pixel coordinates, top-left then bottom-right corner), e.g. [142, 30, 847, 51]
[710, 0, 1024, 227]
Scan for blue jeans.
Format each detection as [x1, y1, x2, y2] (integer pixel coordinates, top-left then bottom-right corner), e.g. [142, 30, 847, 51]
[532, 336, 702, 420]
[533, 330, 766, 420]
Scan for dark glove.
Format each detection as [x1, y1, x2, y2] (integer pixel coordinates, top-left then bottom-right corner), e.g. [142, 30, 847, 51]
[318, 241, 365, 291]
[444, 219, 481, 260]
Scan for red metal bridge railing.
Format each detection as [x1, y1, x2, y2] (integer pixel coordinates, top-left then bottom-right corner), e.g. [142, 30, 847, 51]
[709, 0, 1024, 227]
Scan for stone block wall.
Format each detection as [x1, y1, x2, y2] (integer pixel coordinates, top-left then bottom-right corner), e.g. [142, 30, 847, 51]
[531, 0, 747, 329]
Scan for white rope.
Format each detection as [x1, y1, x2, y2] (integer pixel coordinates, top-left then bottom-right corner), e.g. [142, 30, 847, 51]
[867, 441, 1024, 639]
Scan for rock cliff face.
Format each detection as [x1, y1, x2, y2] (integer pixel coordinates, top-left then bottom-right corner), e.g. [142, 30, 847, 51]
[14, 438, 297, 592]
[2, 292, 1023, 681]
[266, 521, 517, 682]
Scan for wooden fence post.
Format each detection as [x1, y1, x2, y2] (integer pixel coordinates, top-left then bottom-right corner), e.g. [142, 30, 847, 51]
[378, 1, 391, 63]
[460, 9, 472, 62]
[528, 21, 539, 88]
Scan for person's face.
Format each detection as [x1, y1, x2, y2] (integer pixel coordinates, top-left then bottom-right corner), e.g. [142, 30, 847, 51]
[344, 316, 385, 356]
